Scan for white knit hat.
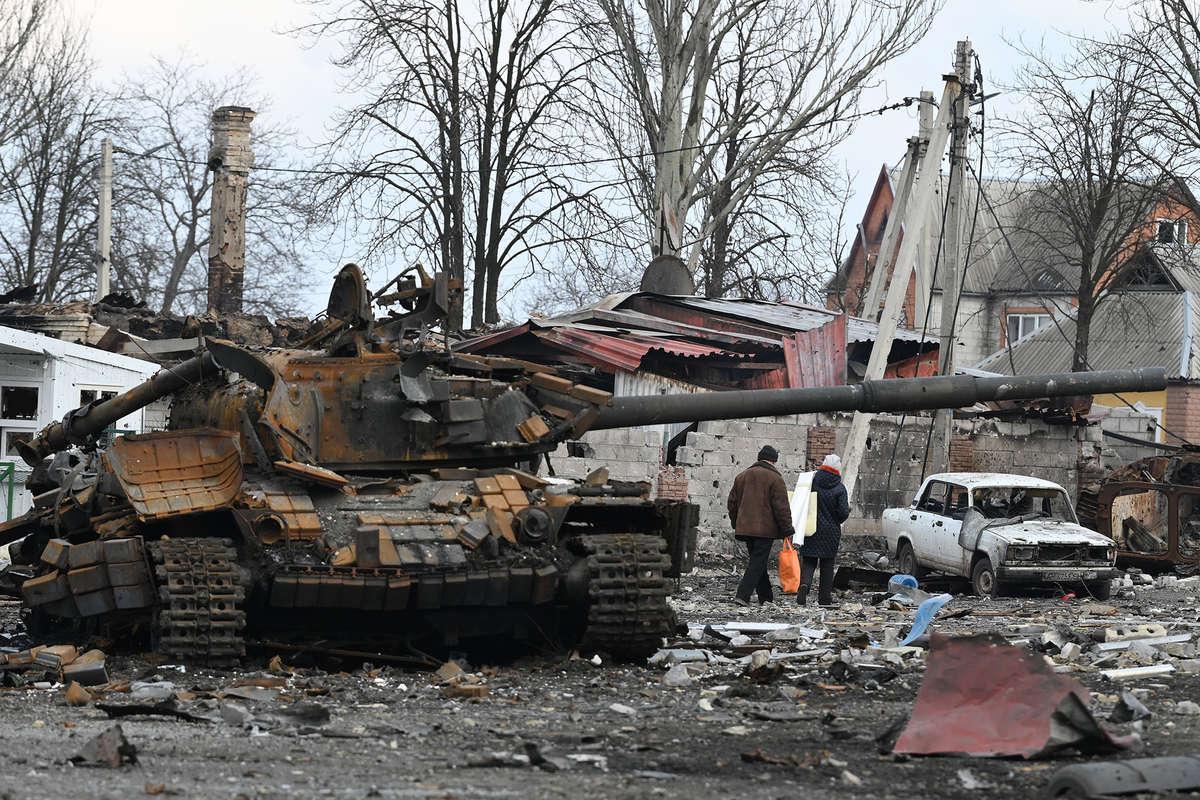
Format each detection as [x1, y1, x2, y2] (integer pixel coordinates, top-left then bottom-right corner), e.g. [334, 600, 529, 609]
[823, 453, 842, 471]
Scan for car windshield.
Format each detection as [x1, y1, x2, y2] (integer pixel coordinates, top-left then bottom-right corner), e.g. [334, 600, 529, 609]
[972, 486, 1076, 522]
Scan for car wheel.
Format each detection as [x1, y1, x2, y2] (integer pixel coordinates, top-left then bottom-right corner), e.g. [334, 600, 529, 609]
[896, 541, 925, 578]
[1085, 579, 1112, 601]
[971, 557, 1002, 598]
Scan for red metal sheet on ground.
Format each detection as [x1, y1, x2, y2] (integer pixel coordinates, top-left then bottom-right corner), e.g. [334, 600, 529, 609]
[784, 314, 846, 387]
[894, 634, 1130, 758]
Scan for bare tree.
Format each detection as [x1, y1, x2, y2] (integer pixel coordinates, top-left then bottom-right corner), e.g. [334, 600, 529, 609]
[1002, 42, 1178, 371]
[301, 0, 608, 329]
[587, 0, 939, 279]
[0, 15, 113, 301]
[110, 58, 316, 317]
[1106, 1, 1200, 214]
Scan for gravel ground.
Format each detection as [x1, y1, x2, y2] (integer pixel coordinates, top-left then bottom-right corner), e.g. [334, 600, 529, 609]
[1, 561, 1199, 799]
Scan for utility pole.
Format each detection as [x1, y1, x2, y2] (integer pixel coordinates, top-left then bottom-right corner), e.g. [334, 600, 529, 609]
[861, 89, 935, 319]
[929, 40, 974, 475]
[840, 60, 962, 502]
[94, 137, 112, 302]
[207, 106, 256, 313]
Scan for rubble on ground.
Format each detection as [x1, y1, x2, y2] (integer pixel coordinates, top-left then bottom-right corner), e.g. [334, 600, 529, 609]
[5, 561, 1200, 796]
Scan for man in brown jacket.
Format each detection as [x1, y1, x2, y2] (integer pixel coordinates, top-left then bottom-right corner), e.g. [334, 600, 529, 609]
[727, 445, 795, 606]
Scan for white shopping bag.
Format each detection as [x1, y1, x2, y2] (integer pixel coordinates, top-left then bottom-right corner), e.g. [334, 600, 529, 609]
[789, 471, 818, 545]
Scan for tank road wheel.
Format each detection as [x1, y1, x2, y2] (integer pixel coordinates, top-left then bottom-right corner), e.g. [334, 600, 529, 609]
[578, 534, 676, 659]
[148, 538, 247, 665]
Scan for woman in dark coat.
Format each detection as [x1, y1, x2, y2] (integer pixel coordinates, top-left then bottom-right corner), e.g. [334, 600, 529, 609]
[797, 454, 850, 606]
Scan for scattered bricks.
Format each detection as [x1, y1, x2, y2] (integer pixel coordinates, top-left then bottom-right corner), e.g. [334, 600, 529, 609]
[1106, 624, 1168, 642]
[74, 588, 116, 617]
[68, 540, 103, 569]
[62, 658, 108, 686]
[113, 584, 154, 610]
[22, 572, 70, 606]
[40, 539, 70, 569]
[1060, 642, 1083, 661]
[106, 561, 149, 587]
[64, 681, 91, 706]
[101, 538, 143, 564]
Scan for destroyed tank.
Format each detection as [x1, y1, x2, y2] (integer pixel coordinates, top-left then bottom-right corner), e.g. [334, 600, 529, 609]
[0, 264, 1168, 663]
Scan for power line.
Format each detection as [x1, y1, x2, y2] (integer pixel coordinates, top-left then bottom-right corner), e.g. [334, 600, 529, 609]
[114, 97, 922, 180]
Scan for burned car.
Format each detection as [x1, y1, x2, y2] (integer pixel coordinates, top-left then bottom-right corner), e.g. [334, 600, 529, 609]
[883, 473, 1118, 598]
[1077, 452, 1200, 574]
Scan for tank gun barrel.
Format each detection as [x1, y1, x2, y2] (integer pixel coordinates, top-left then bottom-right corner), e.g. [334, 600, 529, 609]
[17, 352, 219, 466]
[590, 368, 1166, 430]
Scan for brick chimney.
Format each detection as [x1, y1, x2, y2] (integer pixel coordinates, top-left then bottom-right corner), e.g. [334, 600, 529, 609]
[206, 106, 256, 313]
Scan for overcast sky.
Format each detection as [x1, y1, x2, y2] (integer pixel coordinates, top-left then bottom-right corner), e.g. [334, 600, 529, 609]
[68, 0, 1130, 316]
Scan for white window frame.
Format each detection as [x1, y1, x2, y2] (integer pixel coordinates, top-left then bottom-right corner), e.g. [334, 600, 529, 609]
[1006, 312, 1051, 343]
[1157, 218, 1188, 245]
[77, 385, 121, 406]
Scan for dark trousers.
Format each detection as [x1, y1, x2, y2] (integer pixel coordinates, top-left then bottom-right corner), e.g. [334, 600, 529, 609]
[800, 556, 835, 605]
[736, 537, 774, 604]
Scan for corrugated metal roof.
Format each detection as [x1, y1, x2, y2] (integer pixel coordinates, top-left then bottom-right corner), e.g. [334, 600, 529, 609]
[642, 295, 929, 343]
[533, 328, 736, 372]
[975, 292, 1197, 379]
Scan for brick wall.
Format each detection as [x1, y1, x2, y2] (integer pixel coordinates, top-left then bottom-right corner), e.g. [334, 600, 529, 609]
[1166, 384, 1200, 446]
[806, 427, 836, 468]
[949, 436, 973, 472]
[655, 466, 688, 500]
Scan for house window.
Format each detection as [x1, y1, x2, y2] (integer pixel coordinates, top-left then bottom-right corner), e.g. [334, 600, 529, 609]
[2, 429, 32, 457]
[80, 389, 118, 406]
[0, 386, 38, 420]
[1007, 313, 1051, 343]
[1157, 219, 1188, 244]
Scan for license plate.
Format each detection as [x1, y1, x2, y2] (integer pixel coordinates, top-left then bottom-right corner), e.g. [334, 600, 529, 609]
[1050, 571, 1096, 581]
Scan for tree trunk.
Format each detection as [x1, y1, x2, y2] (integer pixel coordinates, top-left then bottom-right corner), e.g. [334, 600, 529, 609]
[1072, 291, 1093, 372]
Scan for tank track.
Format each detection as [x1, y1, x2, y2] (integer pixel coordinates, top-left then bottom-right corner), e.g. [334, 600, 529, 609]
[579, 534, 676, 658]
[148, 538, 246, 664]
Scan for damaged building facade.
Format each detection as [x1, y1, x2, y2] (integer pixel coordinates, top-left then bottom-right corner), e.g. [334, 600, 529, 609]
[461, 291, 1163, 548]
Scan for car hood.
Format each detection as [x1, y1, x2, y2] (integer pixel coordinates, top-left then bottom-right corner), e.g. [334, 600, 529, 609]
[991, 519, 1114, 547]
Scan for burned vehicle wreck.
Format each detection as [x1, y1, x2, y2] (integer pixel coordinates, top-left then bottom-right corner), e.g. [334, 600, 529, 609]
[883, 473, 1118, 599]
[0, 264, 1168, 663]
[1077, 451, 1200, 574]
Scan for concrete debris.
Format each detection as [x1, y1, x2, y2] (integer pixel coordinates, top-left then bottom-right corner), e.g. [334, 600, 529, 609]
[663, 664, 693, 687]
[69, 725, 138, 767]
[1102, 665, 1177, 681]
[1109, 691, 1152, 723]
[1175, 701, 1200, 716]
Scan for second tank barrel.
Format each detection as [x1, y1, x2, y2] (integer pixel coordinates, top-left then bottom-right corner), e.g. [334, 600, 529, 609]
[590, 368, 1167, 430]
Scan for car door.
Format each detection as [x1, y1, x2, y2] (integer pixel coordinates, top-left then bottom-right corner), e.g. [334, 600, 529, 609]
[932, 483, 969, 575]
[909, 481, 950, 570]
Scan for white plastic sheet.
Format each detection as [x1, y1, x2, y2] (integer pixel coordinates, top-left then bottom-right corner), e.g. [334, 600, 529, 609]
[790, 471, 818, 544]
